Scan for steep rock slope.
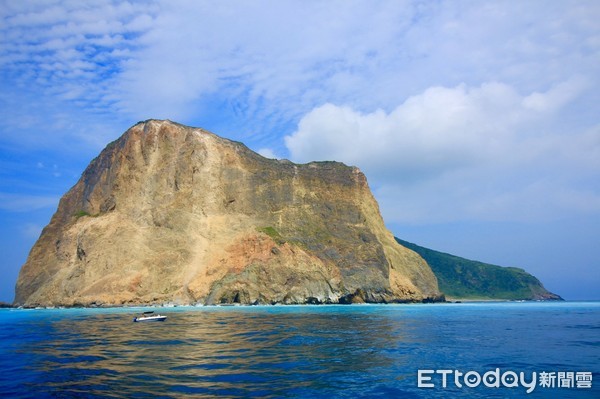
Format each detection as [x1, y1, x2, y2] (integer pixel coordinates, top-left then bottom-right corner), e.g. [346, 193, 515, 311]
[15, 120, 442, 306]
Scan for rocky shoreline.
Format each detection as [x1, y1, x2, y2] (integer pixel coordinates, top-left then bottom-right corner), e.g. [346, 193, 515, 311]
[11, 298, 573, 310]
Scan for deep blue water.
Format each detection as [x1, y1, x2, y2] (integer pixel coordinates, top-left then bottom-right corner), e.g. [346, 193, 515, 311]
[0, 302, 598, 398]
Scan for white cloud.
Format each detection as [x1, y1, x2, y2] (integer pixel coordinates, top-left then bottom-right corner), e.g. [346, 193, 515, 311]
[285, 80, 599, 223]
[522, 77, 588, 113]
[286, 82, 551, 174]
[0, 0, 158, 111]
[112, 0, 418, 122]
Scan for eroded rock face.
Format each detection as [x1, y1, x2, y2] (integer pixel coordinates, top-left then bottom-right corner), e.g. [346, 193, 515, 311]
[15, 120, 442, 306]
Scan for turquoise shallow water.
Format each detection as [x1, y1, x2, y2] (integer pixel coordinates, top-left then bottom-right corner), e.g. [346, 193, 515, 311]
[0, 302, 598, 398]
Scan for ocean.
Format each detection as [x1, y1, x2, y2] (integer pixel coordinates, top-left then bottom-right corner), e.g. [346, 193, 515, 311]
[0, 302, 598, 398]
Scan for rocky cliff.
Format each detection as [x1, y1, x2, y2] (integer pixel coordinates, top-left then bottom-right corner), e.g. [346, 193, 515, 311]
[15, 120, 442, 307]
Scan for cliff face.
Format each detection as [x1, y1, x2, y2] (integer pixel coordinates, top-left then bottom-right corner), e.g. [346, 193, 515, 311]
[15, 120, 441, 306]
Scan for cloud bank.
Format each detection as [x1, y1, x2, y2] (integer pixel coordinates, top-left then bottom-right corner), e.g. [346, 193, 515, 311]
[286, 79, 599, 223]
[2, 1, 598, 144]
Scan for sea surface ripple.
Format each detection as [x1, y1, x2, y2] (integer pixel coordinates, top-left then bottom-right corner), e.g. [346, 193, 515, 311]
[0, 302, 598, 398]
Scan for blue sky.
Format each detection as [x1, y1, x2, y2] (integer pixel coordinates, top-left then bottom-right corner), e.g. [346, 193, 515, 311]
[1, 0, 598, 302]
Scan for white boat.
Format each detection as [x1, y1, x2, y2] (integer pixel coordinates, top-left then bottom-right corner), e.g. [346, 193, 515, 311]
[133, 311, 167, 322]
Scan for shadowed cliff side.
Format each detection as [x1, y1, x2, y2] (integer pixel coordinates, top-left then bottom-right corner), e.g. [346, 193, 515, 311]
[15, 120, 442, 307]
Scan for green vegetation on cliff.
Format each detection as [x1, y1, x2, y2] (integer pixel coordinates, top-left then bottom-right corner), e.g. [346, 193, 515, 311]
[395, 238, 562, 301]
[257, 226, 286, 245]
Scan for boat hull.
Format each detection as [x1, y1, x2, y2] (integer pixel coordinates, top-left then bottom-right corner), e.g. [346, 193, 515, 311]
[133, 316, 167, 322]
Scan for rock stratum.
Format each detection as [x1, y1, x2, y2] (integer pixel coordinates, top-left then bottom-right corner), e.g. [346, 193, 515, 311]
[15, 120, 442, 307]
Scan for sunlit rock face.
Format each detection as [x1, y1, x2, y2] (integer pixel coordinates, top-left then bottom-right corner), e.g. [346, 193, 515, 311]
[15, 120, 441, 307]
